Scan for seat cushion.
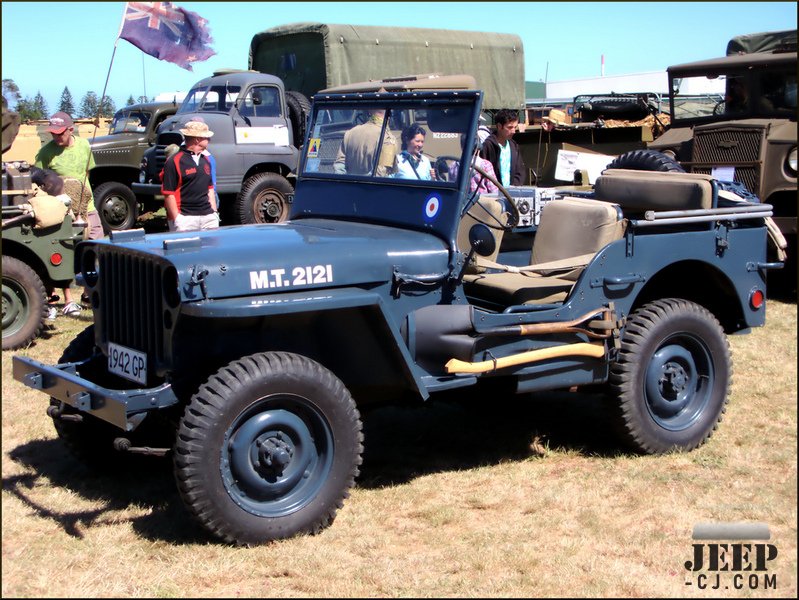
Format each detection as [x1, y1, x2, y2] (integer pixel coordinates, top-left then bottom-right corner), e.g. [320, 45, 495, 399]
[463, 271, 574, 305]
[531, 197, 625, 270]
[594, 169, 715, 212]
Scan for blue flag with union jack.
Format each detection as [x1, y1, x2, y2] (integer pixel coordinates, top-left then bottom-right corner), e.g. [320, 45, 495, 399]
[119, 2, 216, 71]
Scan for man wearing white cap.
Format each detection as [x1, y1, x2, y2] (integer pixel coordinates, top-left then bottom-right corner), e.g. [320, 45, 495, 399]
[161, 120, 219, 232]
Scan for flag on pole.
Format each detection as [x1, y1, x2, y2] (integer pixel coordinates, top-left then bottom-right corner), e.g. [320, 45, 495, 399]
[119, 2, 216, 71]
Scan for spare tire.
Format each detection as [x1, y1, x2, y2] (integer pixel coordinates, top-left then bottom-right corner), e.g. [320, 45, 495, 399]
[285, 91, 311, 147]
[605, 149, 685, 173]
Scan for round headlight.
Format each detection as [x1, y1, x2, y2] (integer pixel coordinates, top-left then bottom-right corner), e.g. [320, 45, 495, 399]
[786, 147, 797, 175]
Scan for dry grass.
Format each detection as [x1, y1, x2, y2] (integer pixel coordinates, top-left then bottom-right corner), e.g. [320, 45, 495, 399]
[2, 298, 796, 598]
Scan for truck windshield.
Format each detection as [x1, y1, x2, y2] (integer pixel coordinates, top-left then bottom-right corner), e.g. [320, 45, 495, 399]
[178, 85, 242, 114]
[108, 110, 151, 134]
[671, 67, 797, 123]
[301, 100, 473, 186]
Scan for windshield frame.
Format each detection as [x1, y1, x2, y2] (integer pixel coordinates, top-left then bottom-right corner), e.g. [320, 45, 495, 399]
[292, 90, 484, 242]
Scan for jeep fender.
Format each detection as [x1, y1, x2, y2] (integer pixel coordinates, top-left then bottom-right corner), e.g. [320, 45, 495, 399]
[180, 287, 429, 400]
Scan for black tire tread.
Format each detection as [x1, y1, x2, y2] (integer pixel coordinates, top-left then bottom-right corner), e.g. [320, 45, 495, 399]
[2, 255, 47, 350]
[174, 351, 363, 546]
[608, 299, 731, 454]
[604, 149, 685, 173]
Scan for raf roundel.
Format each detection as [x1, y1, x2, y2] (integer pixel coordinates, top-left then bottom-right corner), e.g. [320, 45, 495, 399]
[424, 196, 440, 220]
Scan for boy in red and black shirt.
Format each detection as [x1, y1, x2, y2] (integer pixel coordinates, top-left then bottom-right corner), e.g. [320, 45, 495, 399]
[162, 120, 219, 232]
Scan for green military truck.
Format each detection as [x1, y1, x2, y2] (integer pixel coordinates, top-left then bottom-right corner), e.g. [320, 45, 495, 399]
[649, 29, 797, 290]
[133, 23, 527, 227]
[88, 101, 178, 232]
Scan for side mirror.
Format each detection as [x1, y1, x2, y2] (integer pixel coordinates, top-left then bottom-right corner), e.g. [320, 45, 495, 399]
[468, 223, 496, 257]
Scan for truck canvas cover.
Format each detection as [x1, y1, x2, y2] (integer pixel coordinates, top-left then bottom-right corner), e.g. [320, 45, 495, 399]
[726, 29, 797, 55]
[248, 22, 525, 111]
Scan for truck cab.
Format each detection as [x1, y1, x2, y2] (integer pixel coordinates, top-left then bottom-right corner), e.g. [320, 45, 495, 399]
[133, 70, 307, 226]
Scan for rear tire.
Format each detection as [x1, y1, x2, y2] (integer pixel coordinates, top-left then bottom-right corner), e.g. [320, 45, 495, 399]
[174, 351, 363, 546]
[2, 255, 46, 350]
[236, 172, 293, 224]
[608, 299, 731, 454]
[95, 181, 139, 232]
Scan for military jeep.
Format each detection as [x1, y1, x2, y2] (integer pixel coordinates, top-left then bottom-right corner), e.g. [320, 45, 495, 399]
[2, 161, 84, 349]
[13, 88, 780, 545]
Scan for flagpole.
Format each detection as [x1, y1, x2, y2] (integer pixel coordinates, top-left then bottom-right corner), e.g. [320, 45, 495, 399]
[79, 3, 129, 222]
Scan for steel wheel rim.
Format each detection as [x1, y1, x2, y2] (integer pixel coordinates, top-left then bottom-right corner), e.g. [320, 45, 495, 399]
[2, 278, 29, 337]
[221, 394, 334, 517]
[254, 190, 287, 223]
[644, 333, 714, 431]
[102, 194, 133, 229]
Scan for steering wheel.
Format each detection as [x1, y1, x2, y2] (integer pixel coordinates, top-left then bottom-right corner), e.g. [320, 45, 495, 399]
[471, 162, 520, 230]
[712, 100, 726, 116]
[433, 155, 459, 181]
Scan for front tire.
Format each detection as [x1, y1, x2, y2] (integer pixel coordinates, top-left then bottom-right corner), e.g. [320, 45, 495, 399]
[174, 351, 363, 546]
[2, 255, 46, 350]
[608, 299, 731, 454]
[94, 181, 139, 232]
[236, 172, 293, 224]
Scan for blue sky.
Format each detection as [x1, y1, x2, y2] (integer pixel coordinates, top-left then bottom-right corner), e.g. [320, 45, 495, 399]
[2, 1, 795, 113]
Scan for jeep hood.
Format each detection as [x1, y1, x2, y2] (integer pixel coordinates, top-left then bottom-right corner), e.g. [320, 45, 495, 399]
[91, 219, 451, 301]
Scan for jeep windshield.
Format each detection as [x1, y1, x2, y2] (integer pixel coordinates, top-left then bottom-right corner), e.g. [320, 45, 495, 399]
[178, 84, 241, 114]
[301, 97, 476, 183]
[108, 109, 152, 134]
[670, 63, 797, 124]
[294, 91, 483, 237]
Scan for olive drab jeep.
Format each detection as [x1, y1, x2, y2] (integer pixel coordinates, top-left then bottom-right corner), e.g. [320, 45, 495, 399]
[13, 86, 780, 545]
[2, 161, 84, 349]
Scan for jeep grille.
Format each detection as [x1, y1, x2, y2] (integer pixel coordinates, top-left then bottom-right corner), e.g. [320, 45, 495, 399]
[98, 250, 166, 366]
[687, 126, 765, 198]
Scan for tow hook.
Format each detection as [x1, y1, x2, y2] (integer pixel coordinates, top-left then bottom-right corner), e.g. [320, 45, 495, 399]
[46, 404, 82, 422]
[113, 437, 171, 457]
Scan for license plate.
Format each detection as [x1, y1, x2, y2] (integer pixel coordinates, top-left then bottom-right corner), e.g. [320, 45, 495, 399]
[108, 342, 148, 386]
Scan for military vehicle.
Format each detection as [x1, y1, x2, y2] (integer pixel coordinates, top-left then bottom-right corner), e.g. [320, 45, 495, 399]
[13, 84, 780, 546]
[134, 23, 526, 227]
[88, 101, 178, 232]
[2, 160, 84, 350]
[649, 29, 797, 289]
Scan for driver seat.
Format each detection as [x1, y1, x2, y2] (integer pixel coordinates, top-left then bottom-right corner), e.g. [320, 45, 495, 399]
[456, 196, 508, 273]
[463, 197, 626, 306]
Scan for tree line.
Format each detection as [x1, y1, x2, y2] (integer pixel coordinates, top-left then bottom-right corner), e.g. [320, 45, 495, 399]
[2, 78, 149, 122]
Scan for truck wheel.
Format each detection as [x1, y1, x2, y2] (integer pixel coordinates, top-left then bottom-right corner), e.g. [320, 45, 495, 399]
[174, 351, 363, 546]
[2, 255, 46, 350]
[48, 326, 124, 464]
[237, 172, 293, 224]
[285, 91, 311, 146]
[95, 181, 139, 232]
[608, 299, 731, 454]
[604, 149, 685, 173]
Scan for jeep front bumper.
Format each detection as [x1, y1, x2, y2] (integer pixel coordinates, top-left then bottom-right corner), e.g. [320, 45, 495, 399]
[13, 355, 179, 431]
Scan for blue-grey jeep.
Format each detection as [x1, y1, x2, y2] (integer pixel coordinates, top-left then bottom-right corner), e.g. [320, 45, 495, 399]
[13, 88, 780, 546]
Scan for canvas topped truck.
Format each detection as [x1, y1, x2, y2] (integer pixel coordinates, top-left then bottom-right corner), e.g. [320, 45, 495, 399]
[649, 29, 797, 293]
[88, 101, 178, 233]
[132, 23, 526, 227]
[13, 85, 780, 545]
